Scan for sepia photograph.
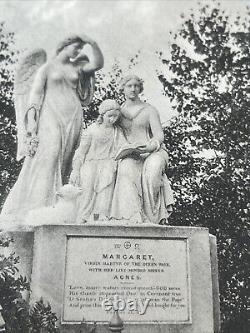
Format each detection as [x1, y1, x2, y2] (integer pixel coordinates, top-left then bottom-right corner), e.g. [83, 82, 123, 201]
[0, 0, 248, 332]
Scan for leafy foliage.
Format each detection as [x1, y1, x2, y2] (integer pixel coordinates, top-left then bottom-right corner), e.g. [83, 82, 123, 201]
[0, 236, 59, 332]
[0, 22, 22, 210]
[0, 238, 29, 333]
[29, 299, 58, 333]
[159, 3, 249, 332]
[0, 236, 30, 332]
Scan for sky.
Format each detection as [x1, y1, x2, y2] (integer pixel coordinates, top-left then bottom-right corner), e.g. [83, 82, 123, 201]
[0, 0, 249, 123]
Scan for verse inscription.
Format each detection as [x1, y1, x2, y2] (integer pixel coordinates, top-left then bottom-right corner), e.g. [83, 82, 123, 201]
[63, 236, 190, 323]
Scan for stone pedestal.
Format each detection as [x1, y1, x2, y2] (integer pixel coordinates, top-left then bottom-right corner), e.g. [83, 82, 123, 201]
[2, 224, 220, 333]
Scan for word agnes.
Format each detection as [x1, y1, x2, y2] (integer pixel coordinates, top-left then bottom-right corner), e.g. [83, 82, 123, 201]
[102, 295, 151, 315]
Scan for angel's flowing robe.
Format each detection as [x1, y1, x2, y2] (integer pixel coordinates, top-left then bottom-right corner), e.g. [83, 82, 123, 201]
[2, 71, 91, 219]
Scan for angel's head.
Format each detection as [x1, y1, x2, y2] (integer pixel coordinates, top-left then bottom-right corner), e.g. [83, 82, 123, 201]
[56, 35, 84, 58]
[97, 99, 121, 127]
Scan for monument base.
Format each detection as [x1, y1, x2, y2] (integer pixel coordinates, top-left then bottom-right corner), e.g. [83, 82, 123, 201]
[1, 223, 220, 333]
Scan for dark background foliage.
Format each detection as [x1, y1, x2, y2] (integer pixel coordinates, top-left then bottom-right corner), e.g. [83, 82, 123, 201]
[0, 237, 58, 332]
[0, 3, 249, 332]
[158, 3, 249, 332]
[0, 22, 22, 210]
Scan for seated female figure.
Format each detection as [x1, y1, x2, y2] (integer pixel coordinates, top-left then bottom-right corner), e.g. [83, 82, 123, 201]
[111, 75, 174, 224]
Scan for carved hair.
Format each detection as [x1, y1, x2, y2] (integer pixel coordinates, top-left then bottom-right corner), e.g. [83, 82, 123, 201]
[119, 75, 144, 93]
[56, 35, 84, 55]
[97, 99, 120, 124]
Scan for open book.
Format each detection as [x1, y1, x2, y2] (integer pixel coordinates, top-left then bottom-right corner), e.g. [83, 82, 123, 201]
[115, 143, 146, 160]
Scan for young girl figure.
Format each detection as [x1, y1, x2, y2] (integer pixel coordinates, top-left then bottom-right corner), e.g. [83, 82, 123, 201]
[70, 99, 126, 222]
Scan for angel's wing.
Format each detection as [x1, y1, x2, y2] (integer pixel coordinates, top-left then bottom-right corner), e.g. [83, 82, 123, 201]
[14, 48, 47, 161]
[77, 70, 95, 107]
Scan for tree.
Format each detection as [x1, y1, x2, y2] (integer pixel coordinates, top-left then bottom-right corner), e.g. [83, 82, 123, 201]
[0, 22, 21, 210]
[0, 236, 59, 332]
[0, 236, 30, 332]
[158, 3, 249, 332]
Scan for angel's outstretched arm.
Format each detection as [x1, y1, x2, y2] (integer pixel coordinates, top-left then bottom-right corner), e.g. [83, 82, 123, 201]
[26, 64, 47, 135]
[77, 37, 104, 73]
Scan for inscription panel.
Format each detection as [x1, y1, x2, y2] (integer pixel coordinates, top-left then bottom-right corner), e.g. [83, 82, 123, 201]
[63, 236, 191, 323]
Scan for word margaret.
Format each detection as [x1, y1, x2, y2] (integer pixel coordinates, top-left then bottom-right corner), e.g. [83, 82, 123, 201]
[102, 254, 154, 260]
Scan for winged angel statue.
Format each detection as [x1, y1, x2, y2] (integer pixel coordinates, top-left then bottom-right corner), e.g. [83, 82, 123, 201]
[1, 34, 104, 220]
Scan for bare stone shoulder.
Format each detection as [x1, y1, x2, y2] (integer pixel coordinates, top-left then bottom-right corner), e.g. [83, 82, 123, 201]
[143, 103, 160, 118]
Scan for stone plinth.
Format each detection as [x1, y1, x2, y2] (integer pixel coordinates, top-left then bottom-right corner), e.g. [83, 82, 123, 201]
[3, 224, 220, 333]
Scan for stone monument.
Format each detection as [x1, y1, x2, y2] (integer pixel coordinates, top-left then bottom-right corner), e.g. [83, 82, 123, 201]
[2, 224, 220, 333]
[0, 41, 220, 333]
